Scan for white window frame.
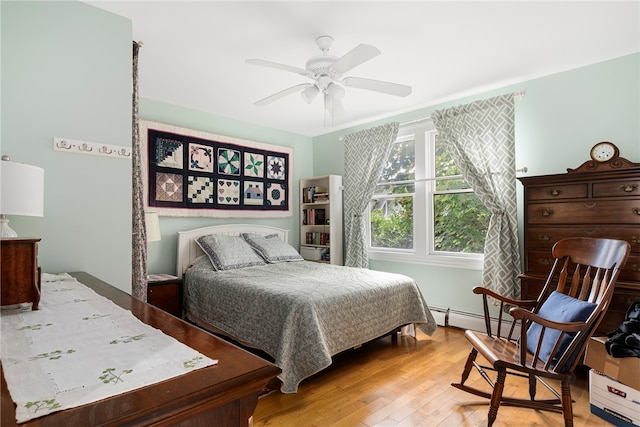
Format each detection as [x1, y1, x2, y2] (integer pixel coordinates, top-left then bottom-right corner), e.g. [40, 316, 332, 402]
[368, 122, 484, 270]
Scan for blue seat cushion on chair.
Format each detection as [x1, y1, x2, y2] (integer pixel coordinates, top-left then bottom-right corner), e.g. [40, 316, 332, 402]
[526, 291, 597, 372]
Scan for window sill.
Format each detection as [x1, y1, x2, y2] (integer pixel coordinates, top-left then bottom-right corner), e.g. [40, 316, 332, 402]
[368, 250, 484, 270]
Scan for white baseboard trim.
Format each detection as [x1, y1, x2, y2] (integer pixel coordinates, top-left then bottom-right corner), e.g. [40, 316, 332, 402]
[429, 306, 521, 336]
[428, 305, 449, 327]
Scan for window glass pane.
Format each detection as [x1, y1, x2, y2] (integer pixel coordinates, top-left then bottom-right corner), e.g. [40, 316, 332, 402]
[433, 192, 490, 253]
[380, 139, 415, 183]
[370, 195, 413, 249]
[434, 136, 470, 191]
[374, 182, 415, 195]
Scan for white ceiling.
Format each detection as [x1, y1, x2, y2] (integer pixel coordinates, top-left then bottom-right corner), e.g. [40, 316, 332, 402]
[85, 1, 639, 137]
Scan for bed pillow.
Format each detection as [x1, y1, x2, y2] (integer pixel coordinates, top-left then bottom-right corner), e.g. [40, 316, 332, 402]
[526, 290, 596, 372]
[242, 233, 303, 263]
[195, 234, 266, 271]
[189, 254, 214, 271]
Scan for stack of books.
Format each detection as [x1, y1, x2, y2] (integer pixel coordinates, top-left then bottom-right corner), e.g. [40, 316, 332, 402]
[302, 186, 329, 203]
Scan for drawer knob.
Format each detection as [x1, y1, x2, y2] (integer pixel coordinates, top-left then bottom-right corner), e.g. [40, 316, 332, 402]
[632, 236, 639, 244]
[537, 235, 551, 241]
[584, 202, 596, 209]
[621, 184, 638, 193]
[633, 208, 640, 216]
[549, 189, 562, 197]
[539, 209, 553, 217]
[538, 258, 551, 266]
[632, 263, 639, 272]
[584, 229, 596, 236]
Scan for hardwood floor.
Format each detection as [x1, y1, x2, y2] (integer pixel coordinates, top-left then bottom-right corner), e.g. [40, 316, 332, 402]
[253, 326, 611, 427]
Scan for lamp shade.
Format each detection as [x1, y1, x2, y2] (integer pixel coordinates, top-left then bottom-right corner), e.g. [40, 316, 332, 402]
[0, 161, 45, 217]
[301, 85, 319, 104]
[145, 212, 161, 242]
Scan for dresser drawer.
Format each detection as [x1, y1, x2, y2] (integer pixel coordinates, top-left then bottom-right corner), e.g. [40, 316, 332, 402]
[526, 200, 640, 225]
[525, 183, 588, 201]
[525, 250, 556, 275]
[526, 226, 640, 252]
[592, 179, 640, 198]
[621, 254, 640, 282]
[526, 250, 640, 281]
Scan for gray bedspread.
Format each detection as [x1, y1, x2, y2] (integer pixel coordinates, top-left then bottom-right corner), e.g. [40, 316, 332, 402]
[183, 257, 436, 393]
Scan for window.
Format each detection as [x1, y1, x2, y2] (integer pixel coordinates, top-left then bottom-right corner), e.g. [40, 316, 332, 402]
[368, 122, 490, 269]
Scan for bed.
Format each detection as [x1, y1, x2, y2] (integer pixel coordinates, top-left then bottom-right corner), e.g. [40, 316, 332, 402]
[177, 224, 437, 393]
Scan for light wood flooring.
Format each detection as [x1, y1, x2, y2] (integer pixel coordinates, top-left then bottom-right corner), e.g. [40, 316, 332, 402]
[253, 326, 612, 427]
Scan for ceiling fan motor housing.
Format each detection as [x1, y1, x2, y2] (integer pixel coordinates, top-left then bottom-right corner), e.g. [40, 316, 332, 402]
[305, 55, 342, 81]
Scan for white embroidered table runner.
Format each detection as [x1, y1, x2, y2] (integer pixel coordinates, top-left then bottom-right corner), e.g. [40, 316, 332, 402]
[0, 273, 217, 423]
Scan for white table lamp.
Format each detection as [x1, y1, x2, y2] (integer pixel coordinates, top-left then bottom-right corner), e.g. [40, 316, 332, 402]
[145, 212, 161, 243]
[0, 157, 45, 237]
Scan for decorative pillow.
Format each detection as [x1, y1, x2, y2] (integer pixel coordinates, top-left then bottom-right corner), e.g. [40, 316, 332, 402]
[526, 291, 596, 372]
[241, 233, 303, 263]
[195, 234, 265, 271]
[190, 254, 214, 271]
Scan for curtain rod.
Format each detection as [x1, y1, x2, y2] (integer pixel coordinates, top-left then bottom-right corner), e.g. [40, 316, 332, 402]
[338, 90, 526, 141]
[379, 167, 529, 187]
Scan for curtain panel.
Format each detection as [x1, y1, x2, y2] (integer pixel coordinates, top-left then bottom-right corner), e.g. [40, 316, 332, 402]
[432, 94, 521, 301]
[132, 41, 147, 301]
[343, 122, 400, 268]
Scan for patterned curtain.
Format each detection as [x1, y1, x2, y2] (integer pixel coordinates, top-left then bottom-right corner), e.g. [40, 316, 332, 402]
[343, 122, 400, 268]
[131, 41, 147, 301]
[432, 94, 521, 301]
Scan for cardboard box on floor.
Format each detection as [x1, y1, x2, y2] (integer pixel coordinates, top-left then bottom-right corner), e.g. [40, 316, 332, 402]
[589, 369, 640, 427]
[584, 336, 640, 390]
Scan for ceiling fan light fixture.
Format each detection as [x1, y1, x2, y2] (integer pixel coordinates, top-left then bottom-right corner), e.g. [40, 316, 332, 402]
[326, 82, 345, 99]
[301, 85, 319, 103]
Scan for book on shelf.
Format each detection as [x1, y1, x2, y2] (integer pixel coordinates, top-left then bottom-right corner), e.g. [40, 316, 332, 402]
[302, 186, 329, 203]
[302, 208, 326, 225]
[314, 209, 326, 224]
[305, 231, 329, 246]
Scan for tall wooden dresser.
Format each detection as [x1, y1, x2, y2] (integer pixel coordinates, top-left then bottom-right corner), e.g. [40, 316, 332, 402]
[518, 143, 639, 334]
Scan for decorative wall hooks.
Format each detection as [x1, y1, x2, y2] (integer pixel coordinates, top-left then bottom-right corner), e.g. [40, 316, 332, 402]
[53, 137, 131, 160]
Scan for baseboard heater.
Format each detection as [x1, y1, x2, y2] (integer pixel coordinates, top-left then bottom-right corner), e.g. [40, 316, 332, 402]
[428, 306, 521, 335]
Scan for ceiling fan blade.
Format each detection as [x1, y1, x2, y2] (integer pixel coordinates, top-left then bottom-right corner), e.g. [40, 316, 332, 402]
[332, 44, 380, 73]
[254, 83, 312, 106]
[246, 59, 310, 76]
[342, 77, 412, 97]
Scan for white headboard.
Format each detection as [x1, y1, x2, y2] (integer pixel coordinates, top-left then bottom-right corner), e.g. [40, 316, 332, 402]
[176, 224, 289, 278]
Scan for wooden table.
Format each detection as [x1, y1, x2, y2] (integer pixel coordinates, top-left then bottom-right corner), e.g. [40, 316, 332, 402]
[1, 272, 280, 427]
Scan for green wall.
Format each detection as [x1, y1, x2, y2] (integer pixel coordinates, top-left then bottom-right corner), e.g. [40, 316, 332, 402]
[312, 53, 640, 316]
[2, 1, 133, 292]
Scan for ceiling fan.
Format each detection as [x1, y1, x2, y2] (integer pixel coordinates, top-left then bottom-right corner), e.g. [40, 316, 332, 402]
[246, 36, 412, 122]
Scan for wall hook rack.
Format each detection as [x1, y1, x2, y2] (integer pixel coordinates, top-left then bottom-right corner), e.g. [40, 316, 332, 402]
[53, 137, 131, 160]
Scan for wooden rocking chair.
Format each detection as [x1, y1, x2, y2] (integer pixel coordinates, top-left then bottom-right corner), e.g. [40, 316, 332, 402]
[452, 237, 630, 427]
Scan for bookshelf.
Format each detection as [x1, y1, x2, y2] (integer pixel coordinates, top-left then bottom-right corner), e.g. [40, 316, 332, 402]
[299, 175, 343, 265]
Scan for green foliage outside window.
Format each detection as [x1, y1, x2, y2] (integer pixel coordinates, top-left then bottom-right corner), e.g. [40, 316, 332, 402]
[433, 138, 490, 253]
[370, 134, 491, 254]
[370, 196, 413, 249]
[370, 138, 415, 249]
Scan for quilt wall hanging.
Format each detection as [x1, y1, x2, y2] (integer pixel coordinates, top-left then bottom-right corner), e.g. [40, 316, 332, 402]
[142, 120, 292, 218]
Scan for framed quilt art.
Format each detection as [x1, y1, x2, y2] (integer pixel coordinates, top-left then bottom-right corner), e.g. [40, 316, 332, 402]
[142, 120, 292, 218]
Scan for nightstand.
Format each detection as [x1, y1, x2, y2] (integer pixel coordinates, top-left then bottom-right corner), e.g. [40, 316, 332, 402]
[146, 274, 182, 317]
[1, 238, 41, 310]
